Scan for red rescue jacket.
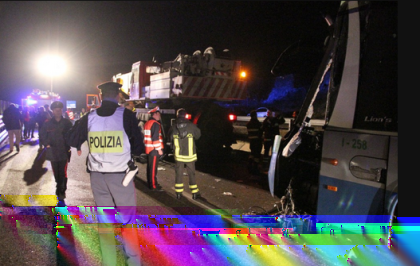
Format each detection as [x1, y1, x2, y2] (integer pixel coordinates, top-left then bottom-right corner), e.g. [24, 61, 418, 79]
[144, 118, 164, 154]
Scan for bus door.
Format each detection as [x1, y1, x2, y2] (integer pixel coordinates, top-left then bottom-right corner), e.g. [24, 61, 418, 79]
[317, 130, 390, 215]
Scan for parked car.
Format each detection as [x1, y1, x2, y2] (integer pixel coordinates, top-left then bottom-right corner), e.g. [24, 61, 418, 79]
[247, 107, 270, 117]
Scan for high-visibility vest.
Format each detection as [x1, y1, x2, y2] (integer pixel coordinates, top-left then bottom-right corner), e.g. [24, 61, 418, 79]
[144, 119, 163, 154]
[67, 111, 74, 120]
[87, 107, 130, 172]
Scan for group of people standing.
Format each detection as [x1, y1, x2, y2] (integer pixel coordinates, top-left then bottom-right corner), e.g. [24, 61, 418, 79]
[2, 103, 54, 152]
[246, 109, 285, 174]
[3, 81, 203, 265]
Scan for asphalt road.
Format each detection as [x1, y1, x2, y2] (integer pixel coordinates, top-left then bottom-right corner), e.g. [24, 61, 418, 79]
[0, 133, 281, 266]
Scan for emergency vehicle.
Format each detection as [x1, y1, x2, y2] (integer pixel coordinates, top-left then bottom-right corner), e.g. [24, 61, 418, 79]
[111, 47, 247, 155]
[21, 89, 60, 109]
[269, 0, 398, 230]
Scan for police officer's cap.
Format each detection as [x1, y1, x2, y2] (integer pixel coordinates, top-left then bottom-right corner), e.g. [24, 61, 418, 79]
[97, 81, 122, 93]
[250, 110, 257, 117]
[50, 101, 64, 109]
[148, 106, 160, 114]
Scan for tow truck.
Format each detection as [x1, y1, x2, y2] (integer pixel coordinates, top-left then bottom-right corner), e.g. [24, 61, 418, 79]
[110, 47, 248, 155]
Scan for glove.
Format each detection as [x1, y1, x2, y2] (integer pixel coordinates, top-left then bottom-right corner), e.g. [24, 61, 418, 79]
[122, 160, 138, 187]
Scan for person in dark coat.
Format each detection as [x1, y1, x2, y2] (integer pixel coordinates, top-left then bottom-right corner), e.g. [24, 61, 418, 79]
[22, 107, 30, 139]
[3, 103, 23, 152]
[36, 106, 51, 148]
[261, 110, 285, 162]
[28, 106, 37, 138]
[18, 106, 25, 139]
[44, 104, 53, 118]
[39, 101, 73, 206]
[168, 108, 201, 200]
[246, 110, 263, 174]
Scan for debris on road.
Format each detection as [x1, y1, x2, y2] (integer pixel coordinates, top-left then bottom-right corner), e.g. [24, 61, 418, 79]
[215, 179, 221, 182]
[223, 192, 233, 196]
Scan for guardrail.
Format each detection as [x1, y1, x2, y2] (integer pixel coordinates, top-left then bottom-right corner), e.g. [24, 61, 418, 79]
[0, 115, 8, 147]
[0, 115, 10, 150]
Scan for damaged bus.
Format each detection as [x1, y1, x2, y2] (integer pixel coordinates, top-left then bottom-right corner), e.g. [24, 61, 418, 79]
[269, 1, 397, 227]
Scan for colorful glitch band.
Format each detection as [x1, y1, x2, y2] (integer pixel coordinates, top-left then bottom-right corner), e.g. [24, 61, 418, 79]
[1, 195, 418, 266]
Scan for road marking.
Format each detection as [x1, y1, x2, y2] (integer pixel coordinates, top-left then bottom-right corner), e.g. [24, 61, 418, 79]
[170, 187, 240, 226]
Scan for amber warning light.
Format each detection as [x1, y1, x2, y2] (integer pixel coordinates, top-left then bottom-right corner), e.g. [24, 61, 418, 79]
[229, 114, 237, 121]
[326, 185, 338, 192]
[323, 158, 338, 166]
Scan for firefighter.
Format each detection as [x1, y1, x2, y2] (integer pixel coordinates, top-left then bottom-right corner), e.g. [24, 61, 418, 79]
[168, 108, 201, 200]
[79, 107, 87, 118]
[246, 110, 262, 174]
[144, 106, 164, 191]
[124, 101, 136, 112]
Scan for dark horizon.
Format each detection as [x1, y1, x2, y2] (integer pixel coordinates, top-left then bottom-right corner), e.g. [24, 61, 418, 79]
[0, 1, 340, 109]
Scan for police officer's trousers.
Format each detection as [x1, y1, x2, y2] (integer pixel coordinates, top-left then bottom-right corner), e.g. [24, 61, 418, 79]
[147, 150, 160, 189]
[90, 172, 141, 266]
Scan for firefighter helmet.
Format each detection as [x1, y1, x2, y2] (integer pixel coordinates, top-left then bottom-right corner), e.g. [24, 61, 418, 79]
[176, 108, 186, 118]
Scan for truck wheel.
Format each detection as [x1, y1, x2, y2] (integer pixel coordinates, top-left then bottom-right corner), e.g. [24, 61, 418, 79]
[197, 117, 224, 156]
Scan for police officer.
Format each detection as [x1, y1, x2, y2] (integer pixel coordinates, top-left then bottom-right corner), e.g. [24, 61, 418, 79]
[144, 106, 164, 191]
[168, 108, 201, 200]
[72, 81, 144, 266]
[39, 101, 73, 206]
[246, 110, 262, 174]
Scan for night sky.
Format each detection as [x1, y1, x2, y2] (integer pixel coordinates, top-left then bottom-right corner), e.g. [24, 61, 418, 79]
[0, 1, 340, 109]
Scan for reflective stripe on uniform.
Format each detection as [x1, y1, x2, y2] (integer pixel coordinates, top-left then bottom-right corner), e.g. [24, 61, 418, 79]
[190, 184, 199, 194]
[173, 134, 197, 162]
[144, 119, 164, 154]
[175, 183, 184, 193]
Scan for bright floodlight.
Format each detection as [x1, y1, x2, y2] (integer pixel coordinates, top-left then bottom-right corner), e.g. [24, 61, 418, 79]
[38, 55, 66, 77]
